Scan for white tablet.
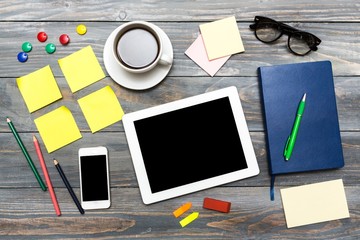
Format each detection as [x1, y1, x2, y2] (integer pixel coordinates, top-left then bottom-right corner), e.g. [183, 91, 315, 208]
[123, 86, 260, 204]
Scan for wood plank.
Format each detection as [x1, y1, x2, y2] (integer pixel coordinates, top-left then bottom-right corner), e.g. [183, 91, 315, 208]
[1, 22, 360, 77]
[0, 0, 360, 22]
[0, 187, 358, 239]
[0, 132, 358, 188]
[0, 76, 359, 132]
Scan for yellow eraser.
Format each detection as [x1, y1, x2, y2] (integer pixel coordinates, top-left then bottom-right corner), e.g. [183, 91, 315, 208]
[179, 212, 199, 227]
[173, 202, 192, 218]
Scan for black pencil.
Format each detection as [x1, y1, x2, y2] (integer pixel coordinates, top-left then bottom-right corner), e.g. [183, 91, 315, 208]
[53, 159, 85, 214]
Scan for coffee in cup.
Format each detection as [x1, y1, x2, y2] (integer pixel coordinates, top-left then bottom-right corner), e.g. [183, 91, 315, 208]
[113, 21, 172, 73]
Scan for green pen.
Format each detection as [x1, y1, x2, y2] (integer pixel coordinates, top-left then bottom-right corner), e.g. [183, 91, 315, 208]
[284, 93, 306, 161]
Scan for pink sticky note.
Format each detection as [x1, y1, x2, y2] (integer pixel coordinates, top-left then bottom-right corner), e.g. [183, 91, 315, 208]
[185, 34, 230, 77]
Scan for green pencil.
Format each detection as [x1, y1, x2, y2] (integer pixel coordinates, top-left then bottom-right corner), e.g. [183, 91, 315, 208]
[6, 117, 47, 191]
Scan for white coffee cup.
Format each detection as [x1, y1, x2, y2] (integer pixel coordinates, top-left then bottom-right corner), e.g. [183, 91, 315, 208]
[112, 21, 172, 74]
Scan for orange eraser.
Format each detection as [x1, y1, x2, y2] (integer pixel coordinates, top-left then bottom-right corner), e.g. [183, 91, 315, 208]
[203, 197, 231, 213]
[173, 202, 192, 218]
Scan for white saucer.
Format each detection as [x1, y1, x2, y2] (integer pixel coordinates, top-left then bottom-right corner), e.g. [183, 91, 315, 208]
[103, 23, 173, 90]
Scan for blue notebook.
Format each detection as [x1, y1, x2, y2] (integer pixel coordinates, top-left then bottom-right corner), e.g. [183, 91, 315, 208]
[259, 61, 344, 199]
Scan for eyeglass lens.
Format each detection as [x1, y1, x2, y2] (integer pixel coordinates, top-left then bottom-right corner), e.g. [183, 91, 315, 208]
[255, 23, 282, 43]
[288, 33, 311, 55]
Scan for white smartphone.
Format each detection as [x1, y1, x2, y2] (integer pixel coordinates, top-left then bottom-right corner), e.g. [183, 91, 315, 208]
[79, 146, 111, 210]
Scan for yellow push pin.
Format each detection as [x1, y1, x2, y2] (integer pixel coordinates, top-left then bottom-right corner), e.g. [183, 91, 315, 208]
[76, 24, 87, 35]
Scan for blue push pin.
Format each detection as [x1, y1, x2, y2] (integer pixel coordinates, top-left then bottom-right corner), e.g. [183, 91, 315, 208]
[17, 52, 28, 63]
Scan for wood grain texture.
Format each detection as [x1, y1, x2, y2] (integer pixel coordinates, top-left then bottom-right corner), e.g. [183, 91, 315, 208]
[0, 131, 358, 189]
[0, 76, 359, 132]
[0, 187, 358, 239]
[0, 22, 360, 78]
[0, 0, 359, 239]
[1, 0, 360, 22]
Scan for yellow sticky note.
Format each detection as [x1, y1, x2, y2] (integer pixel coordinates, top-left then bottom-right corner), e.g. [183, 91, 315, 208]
[16, 65, 62, 113]
[78, 86, 124, 133]
[179, 212, 199, 227]
[58, 45, 105, 93]
[199, 16, 245, 60]
[34, 106, 82, 153]
[280, 179, 350, 228]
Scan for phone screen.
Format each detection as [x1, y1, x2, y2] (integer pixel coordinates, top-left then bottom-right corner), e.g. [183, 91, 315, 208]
[80, 155, 109, 201]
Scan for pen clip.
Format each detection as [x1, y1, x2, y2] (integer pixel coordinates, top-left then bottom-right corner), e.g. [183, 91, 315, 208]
[283, 136, 290, 157]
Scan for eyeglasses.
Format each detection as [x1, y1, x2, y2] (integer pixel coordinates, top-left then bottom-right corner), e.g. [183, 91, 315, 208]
[249, 16, 321, 56]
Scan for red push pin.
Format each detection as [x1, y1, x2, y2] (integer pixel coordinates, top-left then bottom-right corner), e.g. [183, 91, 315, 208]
[59, 34, 70, 45]
[37, 31, 48, 42]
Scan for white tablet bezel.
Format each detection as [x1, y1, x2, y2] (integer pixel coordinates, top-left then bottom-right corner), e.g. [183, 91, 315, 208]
[123, 86, 260, 204]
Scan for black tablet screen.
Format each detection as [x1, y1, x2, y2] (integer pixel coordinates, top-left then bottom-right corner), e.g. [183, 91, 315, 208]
[133, 97, 248, 193]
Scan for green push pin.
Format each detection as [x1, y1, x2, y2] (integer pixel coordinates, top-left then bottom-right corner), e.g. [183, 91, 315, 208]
[45, 43, 56, 54]
[22, 42, 32, 53]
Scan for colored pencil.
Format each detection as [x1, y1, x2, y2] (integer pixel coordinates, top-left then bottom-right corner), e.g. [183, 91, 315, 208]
[33, 136, 61, 216]
[54, 159, 85, 214]
[6, 117, 47, 191]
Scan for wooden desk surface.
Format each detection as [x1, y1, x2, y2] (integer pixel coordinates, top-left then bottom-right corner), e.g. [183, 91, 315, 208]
[1, 1, 359, 239]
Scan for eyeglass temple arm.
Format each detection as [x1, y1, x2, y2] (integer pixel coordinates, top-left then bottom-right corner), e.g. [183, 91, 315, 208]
[280, 22, 322, 46]
[249, 23, 257, 29]
[278, 22, 300, 33]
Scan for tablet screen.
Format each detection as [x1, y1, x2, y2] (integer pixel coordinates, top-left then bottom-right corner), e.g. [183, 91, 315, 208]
[133, 96, 248, 193]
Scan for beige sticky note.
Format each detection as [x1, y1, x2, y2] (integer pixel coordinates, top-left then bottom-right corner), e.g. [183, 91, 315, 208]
[199, 16, 244, 60]
[16, 65, 62, 113]
[78, 86, 124, 133]
[34, 106, 82, 153]
[280, 179, 350, 228]
[58, 45, 105, 93]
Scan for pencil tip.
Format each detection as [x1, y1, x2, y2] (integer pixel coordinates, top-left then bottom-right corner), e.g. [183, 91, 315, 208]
[6, 117, 10, 122]
[53, 159, 58, 165]
[33, 135, 37, 141]
[302, 93, 307, 101]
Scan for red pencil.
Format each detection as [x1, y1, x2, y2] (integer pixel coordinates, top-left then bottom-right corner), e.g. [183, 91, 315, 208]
[33, 135, 61, 216]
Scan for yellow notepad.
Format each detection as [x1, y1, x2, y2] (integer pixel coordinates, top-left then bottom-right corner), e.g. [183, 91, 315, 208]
[280, 179, 350, 228]
[34, 106, 82, 153]
[78, 86, 124, 133]
[58, 45, 105, 93]
[16, 65, 62, 113]
[199, 16, 245, 60]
